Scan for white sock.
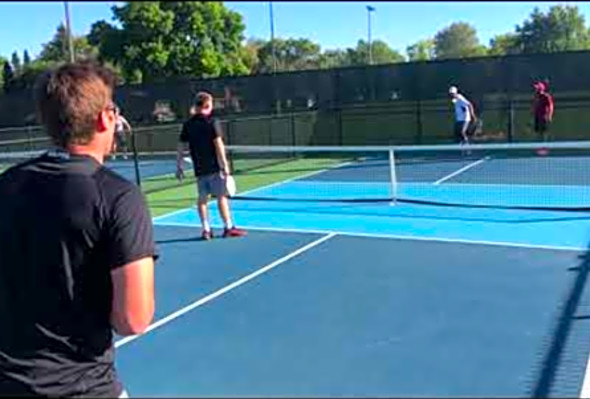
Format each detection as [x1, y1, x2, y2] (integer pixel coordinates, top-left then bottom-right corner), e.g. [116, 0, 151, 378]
[224, 220, 234, 230]
[202, 220, 211, 232]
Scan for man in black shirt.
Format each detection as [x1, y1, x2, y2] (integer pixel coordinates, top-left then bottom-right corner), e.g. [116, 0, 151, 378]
[0, 62, 157, 397]
[176, 92, 246, 240]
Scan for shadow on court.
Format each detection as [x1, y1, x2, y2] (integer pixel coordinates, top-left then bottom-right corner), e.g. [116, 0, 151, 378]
[530, 240, 590, 397]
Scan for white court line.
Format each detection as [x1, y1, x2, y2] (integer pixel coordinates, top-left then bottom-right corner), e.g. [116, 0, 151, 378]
[115, 233, 336, 349]
[581, 365, 590, 398]
[153, 221, 587, 252]
[433, 157, 490, 185]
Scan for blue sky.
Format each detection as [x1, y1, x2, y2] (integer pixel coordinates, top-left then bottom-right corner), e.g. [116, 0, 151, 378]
[1, 1, 589, 60]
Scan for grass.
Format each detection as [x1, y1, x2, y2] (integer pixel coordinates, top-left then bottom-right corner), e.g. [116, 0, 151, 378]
[145, 157, 348, 217]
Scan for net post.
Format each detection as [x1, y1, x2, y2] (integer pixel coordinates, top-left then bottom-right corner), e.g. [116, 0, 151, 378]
[388, 148, 397, 205]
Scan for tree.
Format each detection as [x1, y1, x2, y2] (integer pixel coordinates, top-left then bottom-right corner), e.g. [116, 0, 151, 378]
[406, 39, 435, 62]
[318, 49, 349, 69]
[240, 38, 263, 73]
[11, 52, 21, 75]
[38, 23, 98, 63]
[90, 2, 250, 82]
[23, 50, 31, 68]
[345, 40, 405, 66]
[254, 38, 322, 73]
[514, 5, 590, 53]
[488, 33, 521, 56]
[11, 59, 52, 90]
[2, 61, 15, 92]
[0, 57, 5, 91]
[434, 22, 487, 59]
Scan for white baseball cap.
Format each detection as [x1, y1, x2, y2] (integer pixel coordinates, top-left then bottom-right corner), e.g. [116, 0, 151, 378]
[449, 86, 458, 95]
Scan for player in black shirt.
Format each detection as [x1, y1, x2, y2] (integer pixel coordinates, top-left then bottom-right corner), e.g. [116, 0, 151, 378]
[176, 92, 246, 240]
[0, 62, 157, 398]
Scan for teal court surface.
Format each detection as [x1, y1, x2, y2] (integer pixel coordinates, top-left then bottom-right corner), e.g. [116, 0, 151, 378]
[114, 147, 590, 397]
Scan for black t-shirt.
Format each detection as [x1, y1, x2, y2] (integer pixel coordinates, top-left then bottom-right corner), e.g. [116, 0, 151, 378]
[179, 114, 222, 176]
[0, 150, 157, 398]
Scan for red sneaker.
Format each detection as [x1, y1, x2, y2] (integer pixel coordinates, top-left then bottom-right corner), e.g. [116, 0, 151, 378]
[201, 230, 213, 241]
[223, 227, 247, 238]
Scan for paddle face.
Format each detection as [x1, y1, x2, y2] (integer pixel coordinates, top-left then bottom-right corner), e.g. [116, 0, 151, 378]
[225, 175, 236, 197]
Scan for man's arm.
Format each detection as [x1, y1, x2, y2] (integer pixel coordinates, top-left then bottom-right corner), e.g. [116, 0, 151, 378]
[177, 123, 189, 180]
[213, 120, 230, 175]
[547, 94, 554, 121]
[107, 187, 157, 336]
[121, 117, 132, 134]
[111, 257, 154, 335]
[465, 97, 476, 120]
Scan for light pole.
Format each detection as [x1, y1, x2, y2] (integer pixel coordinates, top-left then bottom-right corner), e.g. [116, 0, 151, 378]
[367, 5, 375, 65]
[270, 2, 277, 73]
[64, 1, 75, 63]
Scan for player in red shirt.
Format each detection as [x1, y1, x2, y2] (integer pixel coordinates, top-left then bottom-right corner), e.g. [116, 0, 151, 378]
[531, 81, 554, 155]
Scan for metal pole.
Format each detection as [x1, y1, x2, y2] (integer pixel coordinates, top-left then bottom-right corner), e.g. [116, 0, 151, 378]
[130, 128, 142, 187]
[270, 2, 277, 73]
[367, 6, 374, 65]
[388, 148, 397, 205]
[64, 1, 75, 63]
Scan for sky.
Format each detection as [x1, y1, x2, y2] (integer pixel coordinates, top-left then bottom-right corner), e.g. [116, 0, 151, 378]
[1, 1, 589, 60]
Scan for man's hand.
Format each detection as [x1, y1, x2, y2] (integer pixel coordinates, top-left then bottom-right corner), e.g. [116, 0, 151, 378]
[221, 165, 230, 176]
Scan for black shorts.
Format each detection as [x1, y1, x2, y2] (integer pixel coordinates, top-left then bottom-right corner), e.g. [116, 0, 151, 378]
[115, 131, 127, 147]
[534, 117, 550, 134]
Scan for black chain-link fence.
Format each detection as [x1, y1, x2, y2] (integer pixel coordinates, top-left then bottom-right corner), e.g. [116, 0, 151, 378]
[2, 50, 590, 145]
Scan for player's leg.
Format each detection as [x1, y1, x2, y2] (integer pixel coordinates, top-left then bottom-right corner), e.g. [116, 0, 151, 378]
[460, 120, 470, 143]
[212, 174, 246, 238]
[120, 133, 129, 159]
[197, 176, 213, 240]
[535, 117, 549, 156]
[453, 121, 463, 143]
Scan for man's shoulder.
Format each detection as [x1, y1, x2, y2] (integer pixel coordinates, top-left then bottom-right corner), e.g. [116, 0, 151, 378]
[457, 94, 470, 103]
[95, 166, 142, 198]
[0, 153, 53, 183]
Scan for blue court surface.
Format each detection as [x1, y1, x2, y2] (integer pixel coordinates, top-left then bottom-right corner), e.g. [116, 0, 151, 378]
[115, 153, 590, 397]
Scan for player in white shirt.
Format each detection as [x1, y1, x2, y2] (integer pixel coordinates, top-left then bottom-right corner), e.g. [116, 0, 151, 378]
[449, 86, 477, 144]
[112, 112, 131, 160]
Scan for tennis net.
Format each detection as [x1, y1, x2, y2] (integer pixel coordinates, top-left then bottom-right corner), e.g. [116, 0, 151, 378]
[5, 136, 590, 212]
[218, 141, 590, 210]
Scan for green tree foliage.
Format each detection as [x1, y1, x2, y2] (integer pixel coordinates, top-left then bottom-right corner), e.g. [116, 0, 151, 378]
[0, 57, 6, 91]
[434, 22, 487, 59]
[90, 1, 249, 82]
[2, 61, 15, 92]
[254, 38, 322, 73]
[239, 38, 264, 73]
[406, 39, 435, 61]
[318, 49, 349, 69]
[345, 39, 405, 66]
[514, 5, 590, 53]
[11, 52, 21, 75]
[39, 23, 98, 63]
[23, 50, 31, 68]
[11, 60, 53, 90]
[488, 33, 520, 56]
